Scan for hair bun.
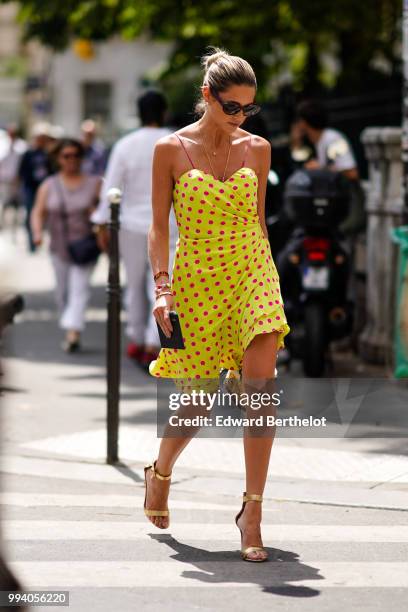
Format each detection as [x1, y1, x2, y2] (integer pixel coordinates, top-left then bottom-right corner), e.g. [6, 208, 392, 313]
[202, 47, 229, 72]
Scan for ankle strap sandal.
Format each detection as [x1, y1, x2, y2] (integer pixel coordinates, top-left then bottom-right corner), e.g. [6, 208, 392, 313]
[235, 491, 268, 562]
[243, 493, 263, 503]
[145, 460, 172, 481]
[143, 460, 172, 521]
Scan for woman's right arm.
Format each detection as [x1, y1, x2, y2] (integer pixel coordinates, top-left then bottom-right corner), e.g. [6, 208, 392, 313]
[30, 180, 49, 247]
[148, 137, 176, 338]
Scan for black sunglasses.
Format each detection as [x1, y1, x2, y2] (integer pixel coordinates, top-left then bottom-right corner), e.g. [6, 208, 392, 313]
[210, 88, 261, 117]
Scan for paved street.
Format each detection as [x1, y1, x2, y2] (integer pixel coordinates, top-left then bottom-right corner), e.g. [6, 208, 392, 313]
[1, 229, 408, 611]
[2, 466, 408, 611]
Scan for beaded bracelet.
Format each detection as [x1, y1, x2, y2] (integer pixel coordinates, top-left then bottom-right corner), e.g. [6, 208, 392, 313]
[153, 270, 169, 281]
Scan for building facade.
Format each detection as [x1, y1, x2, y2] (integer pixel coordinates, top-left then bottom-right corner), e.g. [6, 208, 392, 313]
[48, 35, 173, 141]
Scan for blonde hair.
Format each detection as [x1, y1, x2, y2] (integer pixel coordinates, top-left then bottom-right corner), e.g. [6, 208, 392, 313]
[194, 46, 257, 117]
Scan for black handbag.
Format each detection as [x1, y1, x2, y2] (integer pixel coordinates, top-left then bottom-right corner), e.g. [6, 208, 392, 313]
[56, 176, 101, 265]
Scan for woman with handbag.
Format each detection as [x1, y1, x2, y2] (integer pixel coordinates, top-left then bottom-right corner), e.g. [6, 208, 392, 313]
[31, 138, 102, 352]
[146, 47, 290, 563]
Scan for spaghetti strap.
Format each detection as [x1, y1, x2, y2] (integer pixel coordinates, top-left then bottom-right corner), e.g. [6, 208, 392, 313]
[242, 134, 251, 166]
[175, 133, 195, 169]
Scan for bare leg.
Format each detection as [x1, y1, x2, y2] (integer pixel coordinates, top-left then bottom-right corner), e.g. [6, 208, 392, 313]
[145, 387, 212, 528]
[237, 330, 279, 560]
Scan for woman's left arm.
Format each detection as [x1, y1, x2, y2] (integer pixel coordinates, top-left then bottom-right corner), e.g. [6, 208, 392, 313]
[256, 137, 271, 239]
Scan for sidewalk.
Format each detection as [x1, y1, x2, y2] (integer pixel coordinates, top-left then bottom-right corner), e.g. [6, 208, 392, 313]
[1, 228, 408, 609]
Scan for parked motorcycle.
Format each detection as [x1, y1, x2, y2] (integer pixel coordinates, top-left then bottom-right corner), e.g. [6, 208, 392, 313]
[277, 168, 354, 376]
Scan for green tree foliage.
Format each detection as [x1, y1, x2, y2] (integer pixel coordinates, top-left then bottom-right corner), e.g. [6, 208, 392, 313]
[0, 0, 402, 96]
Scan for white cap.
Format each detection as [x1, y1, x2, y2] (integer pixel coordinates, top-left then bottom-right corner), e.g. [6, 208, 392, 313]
[31, 121, 52, 138]
[48, 124, 65, 139]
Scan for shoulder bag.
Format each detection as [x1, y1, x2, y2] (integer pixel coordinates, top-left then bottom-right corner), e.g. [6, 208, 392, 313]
[56, 175, 101, 265]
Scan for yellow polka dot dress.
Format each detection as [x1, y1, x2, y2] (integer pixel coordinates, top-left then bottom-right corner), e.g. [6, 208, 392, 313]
[149, 133, 290, 383]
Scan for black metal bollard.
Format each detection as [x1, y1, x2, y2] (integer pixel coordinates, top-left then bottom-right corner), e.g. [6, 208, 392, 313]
[106, 187, 122, 464]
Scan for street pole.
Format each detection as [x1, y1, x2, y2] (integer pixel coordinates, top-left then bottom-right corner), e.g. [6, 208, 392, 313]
[402, 0, 408, 224]
[106, 187, 122, 465]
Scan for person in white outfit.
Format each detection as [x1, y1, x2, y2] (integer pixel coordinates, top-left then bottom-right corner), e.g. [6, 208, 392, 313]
[91, 90, 178, 370]
[0, 124, 27, 229]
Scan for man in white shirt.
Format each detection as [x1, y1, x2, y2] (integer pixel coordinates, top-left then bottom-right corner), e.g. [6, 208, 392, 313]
[91, 91, 178, 370]
[277, 100, 365, 349]
[295, 99, 365, 236]
[295, 100, 358, 178]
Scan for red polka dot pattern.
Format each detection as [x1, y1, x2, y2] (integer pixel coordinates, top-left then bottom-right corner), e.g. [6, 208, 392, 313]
[149, 167, 291, 382]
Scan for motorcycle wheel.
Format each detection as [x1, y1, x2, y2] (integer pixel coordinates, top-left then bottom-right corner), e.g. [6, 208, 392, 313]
[303, 301, 327, 377]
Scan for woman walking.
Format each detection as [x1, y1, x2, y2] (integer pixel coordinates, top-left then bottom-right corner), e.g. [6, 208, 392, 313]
[146, 47, 290, 562]
[31, 138, 101, 352]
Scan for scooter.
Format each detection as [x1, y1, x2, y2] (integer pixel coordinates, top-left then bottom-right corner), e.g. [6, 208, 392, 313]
[276, 168, 354, 377]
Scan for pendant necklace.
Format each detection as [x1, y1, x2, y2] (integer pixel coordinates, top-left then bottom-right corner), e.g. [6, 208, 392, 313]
[199, 126, 232, 182]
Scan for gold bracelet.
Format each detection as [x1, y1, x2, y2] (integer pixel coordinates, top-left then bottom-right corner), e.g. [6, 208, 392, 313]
[155, 282, 171, 292]
[156, 291, 173, 298]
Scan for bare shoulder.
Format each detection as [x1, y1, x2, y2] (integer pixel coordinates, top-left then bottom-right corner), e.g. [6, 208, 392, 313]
[254, 135, 271, 151]
[153, 133, 177, 154]
[238, 129, 270, 152]
[253, 135, 271, 168]
[154, 124, 197, 151]
[153, 126, 199, 181]
[153, 130, 186, 162]
[40, 174, 53, 187]
[237, 129, 270, 172]
[238, 129, 270, 149]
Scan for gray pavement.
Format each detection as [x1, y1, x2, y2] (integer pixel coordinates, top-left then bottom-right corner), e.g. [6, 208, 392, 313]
[1, 229, 408, 611]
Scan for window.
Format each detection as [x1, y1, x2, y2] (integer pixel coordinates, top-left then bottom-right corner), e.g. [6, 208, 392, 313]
[82, 81, 112, 125]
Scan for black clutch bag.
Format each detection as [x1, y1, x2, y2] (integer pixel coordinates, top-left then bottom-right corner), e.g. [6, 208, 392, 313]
[156, 311, 185, 349]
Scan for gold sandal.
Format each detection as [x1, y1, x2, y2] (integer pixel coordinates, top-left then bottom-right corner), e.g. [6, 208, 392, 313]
[143, 460, 172, 527]
[235, 492, 268, 562]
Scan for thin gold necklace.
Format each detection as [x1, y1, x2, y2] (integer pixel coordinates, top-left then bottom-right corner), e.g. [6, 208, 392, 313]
[199, 126, 232, 182]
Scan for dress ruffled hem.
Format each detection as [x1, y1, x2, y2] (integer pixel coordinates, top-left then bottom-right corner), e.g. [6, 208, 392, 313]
[148, 320, 290, 383]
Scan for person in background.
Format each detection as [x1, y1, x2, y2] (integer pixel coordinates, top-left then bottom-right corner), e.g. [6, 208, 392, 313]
[294, 99, 366, 236]
[295, 99, 358, 178]
[91, 90, 178, 371]
[80, 119, 107, 176]
[18, 122, 53, 252]
[0, 124, 27, 228]
[31, 138, 102, 352]
[277, 100, 365, 354]
[47, 124, 66, 172]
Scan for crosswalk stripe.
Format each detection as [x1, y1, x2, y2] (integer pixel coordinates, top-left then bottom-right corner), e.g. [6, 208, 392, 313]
[8, 561, 408, 588]
[2, 457, 407, 513]
[3, 521, 408, 542]
[0, 492, 278, 512]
